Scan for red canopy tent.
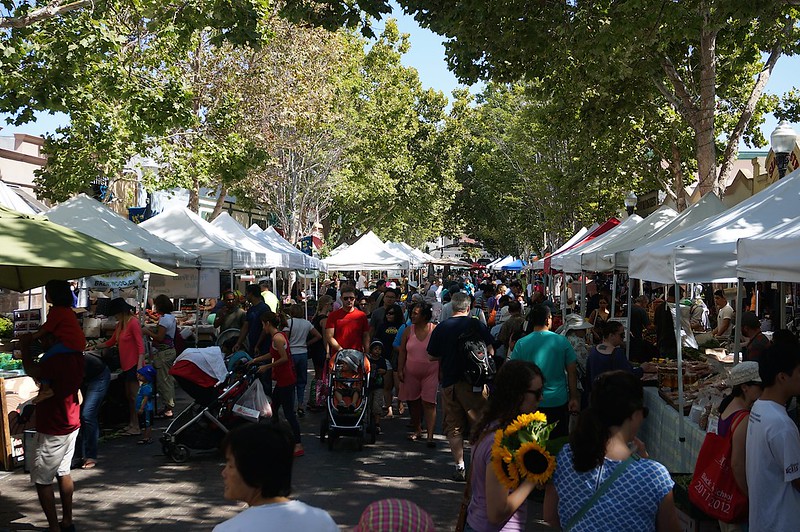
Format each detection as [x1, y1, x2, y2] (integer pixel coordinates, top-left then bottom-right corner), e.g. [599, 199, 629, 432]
[544, 218, 620, 274]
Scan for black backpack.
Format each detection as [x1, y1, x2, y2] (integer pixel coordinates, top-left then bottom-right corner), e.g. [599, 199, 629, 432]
[458, 318, 496, 386]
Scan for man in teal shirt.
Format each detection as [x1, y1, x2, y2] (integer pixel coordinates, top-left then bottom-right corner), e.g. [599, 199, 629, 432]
[510, 305, 578, 438]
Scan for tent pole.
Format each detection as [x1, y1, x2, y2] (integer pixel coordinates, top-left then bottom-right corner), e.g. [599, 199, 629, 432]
[140, 272, 151, 326]
[610, 272, 618, 318]
[625, 274, 633, 361]
[674, 283, 686, 461]
[561, 272, 567, 314]
[580, 275, 587, 318]
[733, 278, 744, 364]
[195, 267, 201, 340]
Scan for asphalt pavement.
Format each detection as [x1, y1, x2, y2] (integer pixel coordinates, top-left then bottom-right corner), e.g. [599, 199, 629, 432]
[0, 381, 550, 531]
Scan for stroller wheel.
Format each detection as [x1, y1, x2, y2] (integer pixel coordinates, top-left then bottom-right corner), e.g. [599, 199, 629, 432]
[171, 444, 190, 463]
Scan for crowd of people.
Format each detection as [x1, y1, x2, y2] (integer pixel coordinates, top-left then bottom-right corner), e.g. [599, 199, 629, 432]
[17, 271, 800, 531]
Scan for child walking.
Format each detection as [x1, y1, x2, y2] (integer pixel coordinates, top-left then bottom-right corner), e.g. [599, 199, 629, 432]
[366, 340, 388, 436]
[136, 365, 156, 444]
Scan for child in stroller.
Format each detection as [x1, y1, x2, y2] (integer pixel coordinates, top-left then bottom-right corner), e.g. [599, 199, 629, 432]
[331, 349, 370, 412]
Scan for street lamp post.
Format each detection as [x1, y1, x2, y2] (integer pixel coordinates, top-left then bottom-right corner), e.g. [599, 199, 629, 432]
[624, 191, 638, 216]
[770, 120, 798, 179]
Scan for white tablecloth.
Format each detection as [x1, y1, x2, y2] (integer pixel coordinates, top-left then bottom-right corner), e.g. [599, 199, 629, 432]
[640, 388, 706, 474]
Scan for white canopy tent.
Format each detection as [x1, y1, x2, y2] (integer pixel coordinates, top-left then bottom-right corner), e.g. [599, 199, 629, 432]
[393, 241, 432, 267]
[46, 194, 199, 268]
[140, 207, 273, 270]
[209, 213, 288, 269]
[580, 207, 678, 273]
[247, 224, 327, 271]
[528, 226, 591, 271]
[551, 215, 643, 274]
[323, 231, 410, 270]
[385, 241, 424, 268]
[610, 194, 728, 272]
[629, 168, 800, 284]
[737, 216, 800, 283]
[0, 180, 39, 214]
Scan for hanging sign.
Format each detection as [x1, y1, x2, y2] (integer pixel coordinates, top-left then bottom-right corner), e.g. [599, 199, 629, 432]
[148, 268, 220, 298]
[85, 271, 143, 289]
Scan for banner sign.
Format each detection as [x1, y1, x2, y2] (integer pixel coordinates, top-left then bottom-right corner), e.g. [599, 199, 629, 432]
[299, 236, 314, 256]
[85, 271, 143, 289]
[148, 268, 220, 298]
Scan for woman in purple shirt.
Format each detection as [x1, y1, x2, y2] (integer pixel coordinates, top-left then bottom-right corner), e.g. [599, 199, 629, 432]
[465, 361, 545, 531]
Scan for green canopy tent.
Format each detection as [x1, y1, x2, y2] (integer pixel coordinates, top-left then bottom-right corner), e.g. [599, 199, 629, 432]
[0, 205, 176, 292]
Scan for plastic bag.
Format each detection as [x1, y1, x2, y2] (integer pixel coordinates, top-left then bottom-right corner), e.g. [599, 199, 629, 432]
[232, 379, 272, 422]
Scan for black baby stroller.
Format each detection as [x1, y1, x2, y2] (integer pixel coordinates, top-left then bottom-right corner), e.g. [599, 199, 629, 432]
[319, 349, 375, 450]
[160, 361, 261, 463]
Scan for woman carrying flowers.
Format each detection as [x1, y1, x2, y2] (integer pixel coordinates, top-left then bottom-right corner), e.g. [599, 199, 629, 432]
[465, 360, 550, 531]
[543, 371, 680, 531]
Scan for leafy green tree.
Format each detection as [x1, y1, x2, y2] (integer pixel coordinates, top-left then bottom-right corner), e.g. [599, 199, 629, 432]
[0, 0, 272, 201]
[283, 0, 799, 197]
[329, 20, 461, 248]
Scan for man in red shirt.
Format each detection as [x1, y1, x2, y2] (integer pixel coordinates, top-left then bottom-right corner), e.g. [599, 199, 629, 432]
[20, 331, 84, 532]
[325, 286, 370, 354]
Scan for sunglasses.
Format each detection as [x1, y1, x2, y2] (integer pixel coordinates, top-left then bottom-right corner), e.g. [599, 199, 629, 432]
[525, 388, 543, 401]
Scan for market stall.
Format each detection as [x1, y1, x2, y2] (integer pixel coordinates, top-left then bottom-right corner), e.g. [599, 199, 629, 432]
[0, 205, 177, 470]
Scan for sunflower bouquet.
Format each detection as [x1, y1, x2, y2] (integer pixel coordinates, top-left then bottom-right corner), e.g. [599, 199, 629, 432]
[490, 411, 557, 490]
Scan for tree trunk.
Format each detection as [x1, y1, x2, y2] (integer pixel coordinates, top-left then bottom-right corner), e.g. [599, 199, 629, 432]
[695, 12, 718, 197]
[208, 184, 228, 221]
[188, 176, 200, 213]
[671, 142, 687, 211]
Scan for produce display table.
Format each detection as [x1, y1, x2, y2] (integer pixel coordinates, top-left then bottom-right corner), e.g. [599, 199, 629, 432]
[640, 388, 706, 474]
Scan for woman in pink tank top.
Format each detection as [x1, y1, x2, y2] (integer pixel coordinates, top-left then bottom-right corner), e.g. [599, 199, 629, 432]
[398, 303, 439, 446]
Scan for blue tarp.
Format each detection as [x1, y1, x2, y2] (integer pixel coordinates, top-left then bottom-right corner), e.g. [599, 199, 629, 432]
[501, 259, 527, 271]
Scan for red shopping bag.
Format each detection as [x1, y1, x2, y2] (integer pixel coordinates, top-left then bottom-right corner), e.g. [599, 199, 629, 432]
[688, 410, 749, 523]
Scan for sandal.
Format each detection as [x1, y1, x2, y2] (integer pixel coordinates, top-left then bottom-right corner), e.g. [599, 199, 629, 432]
[81, 459, 97, 469]
[137, 438, 152, 445]
[156, 409, 174, 419]
[121, 427, 141, 436]
[407, 433, 422, 441]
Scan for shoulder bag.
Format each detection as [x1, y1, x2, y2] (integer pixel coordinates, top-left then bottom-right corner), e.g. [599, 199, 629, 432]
[688, 410, 749, 523]
[564, 454, 638, 531]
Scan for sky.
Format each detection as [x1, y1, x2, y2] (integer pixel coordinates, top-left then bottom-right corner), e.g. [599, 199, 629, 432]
[2, 5, 799, 150]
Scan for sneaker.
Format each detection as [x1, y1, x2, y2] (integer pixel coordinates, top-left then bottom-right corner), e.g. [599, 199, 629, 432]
[452, 468, 466, 482]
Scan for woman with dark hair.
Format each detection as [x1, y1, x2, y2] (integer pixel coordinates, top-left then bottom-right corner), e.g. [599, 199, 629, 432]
[97, 297, 144, 434]
[585, 320, 642, 395]
[214, 423, 337, 531]
[465, 360, 545, 531]
[588, 297, 611, 343]
[307, 295, 332, 410]
[712, 361, 762, 527]
[143, 294, 177, 418]
[397, 302, 439, 446]
[375, 303, 404, 417]
[544, 371, 679, 531]
[285, 304, 322, 417]
[250, 310, 303, 457]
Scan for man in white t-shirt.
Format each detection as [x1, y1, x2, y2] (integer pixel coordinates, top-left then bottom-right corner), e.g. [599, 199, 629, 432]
[355, 272, 367, 290]
[712, 290, 734, 339]
[746, 344, 800, 532]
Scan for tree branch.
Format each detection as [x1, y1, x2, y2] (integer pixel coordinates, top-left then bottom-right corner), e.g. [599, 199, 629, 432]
[658, 56, 700, 128]
[0, 0, 90, 29]
[717, 17, 792, 185]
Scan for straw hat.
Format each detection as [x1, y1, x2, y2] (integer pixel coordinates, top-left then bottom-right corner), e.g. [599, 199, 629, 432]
[557, 313, 593, 335]
[728, 361, 761, 387]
